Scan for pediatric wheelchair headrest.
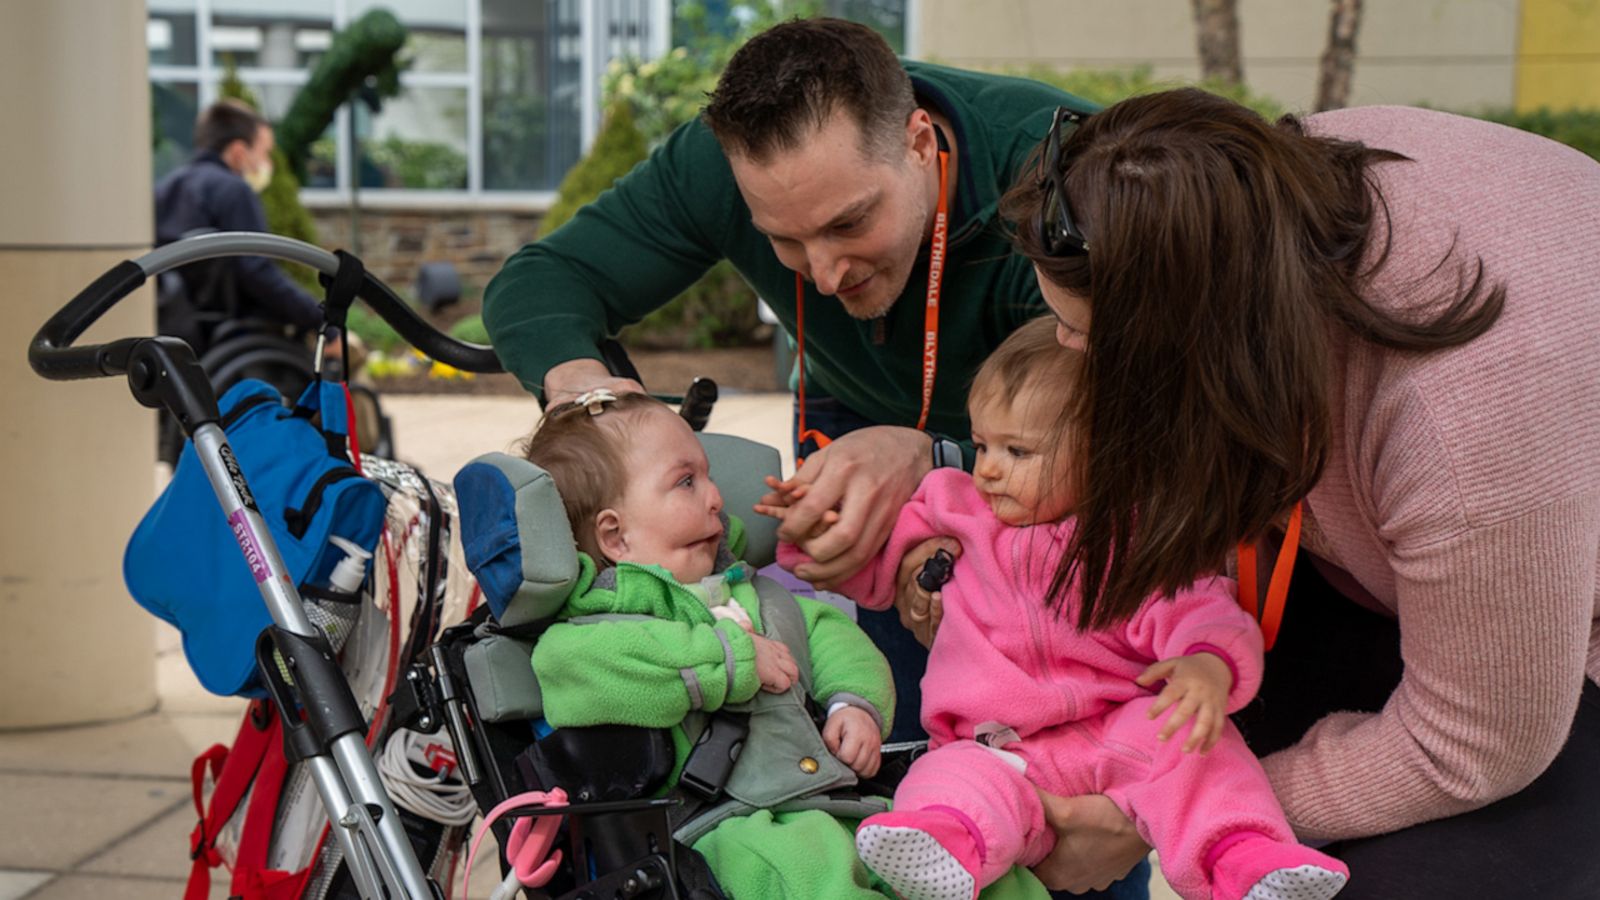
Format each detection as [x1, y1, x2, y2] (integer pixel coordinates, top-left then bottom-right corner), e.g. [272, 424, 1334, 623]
[454, 433, 783, 629]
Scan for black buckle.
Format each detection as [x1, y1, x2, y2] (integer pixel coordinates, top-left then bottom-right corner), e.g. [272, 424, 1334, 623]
[678, 711, 749, 800]
[389, 662, 445, 733]
[916, 548, 957, 592]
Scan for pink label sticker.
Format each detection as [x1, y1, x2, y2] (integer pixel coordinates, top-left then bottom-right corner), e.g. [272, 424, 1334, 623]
[229, 510, 270, 584]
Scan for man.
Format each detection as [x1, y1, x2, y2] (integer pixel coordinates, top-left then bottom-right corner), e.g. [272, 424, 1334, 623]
[155, 100, 326, 345]
[490, 14, 1079, 712]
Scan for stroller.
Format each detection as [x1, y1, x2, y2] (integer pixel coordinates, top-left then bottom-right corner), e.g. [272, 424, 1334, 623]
[33, 232, 503, 898]
[34, 232, 896, 899]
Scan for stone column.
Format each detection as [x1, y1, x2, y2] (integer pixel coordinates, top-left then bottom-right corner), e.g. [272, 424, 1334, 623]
[0, 2, 157, 726]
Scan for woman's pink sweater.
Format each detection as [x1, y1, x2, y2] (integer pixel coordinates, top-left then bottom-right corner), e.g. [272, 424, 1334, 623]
[1276, 106, 1600, 841]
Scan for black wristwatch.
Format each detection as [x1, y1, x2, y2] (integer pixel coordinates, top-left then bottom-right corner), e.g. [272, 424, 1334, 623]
[930, 435, 963, 470]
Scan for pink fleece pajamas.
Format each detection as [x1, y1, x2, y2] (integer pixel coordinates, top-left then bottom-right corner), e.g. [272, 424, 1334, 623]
[782, 470, 1345, 900]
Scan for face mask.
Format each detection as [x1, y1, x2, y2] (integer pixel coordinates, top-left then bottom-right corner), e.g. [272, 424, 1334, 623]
[244, 159, 274, 193]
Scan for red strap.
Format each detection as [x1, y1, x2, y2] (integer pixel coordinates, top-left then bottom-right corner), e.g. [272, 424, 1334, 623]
[342, 382, 364, 474]
[794, 272, 832, 456]
[232, 716, 290, 881]
[187, 702, 278, 900]
[916, 143, 951, 430]
[1236, 502, 1302, 651]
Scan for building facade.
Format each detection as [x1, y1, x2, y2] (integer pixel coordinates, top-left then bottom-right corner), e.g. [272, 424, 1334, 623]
[147, 1, 1595, 291]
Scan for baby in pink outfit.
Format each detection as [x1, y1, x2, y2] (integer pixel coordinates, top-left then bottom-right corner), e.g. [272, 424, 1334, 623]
[776, 319, 1348, 900]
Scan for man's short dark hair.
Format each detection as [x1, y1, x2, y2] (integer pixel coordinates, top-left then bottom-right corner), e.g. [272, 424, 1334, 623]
[702, 17, 915, 163]
[194, 99, 269, 155]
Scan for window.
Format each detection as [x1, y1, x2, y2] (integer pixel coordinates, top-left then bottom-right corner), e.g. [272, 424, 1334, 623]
[148, 0, 909, 199]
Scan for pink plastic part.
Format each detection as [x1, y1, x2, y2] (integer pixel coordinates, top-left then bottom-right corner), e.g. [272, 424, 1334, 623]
[461, 787, 568, 898]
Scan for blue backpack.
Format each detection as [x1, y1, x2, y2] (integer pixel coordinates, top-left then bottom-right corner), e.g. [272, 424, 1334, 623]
[125, 379, 388, 696]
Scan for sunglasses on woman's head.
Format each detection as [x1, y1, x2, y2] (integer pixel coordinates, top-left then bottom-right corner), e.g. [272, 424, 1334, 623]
[1037, 106, 1090, 257]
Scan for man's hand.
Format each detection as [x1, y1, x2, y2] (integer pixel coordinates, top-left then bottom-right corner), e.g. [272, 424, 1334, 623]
[1134, 651, 1233, 753]
[750, 633, 799, 694]
[542, 358, 646, 406]
[1031, 791, 1150, 893]
[893, 537, 960, 647]
[759, 426, 932, 589]
[753, 478, 840, 540]
[822, 705, 882, 778]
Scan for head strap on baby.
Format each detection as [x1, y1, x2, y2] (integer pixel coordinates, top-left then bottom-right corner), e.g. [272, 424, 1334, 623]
[573, 388, 619, 417]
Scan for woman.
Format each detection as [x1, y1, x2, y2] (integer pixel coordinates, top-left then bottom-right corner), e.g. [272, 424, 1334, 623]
[982, 88, 1600, 896]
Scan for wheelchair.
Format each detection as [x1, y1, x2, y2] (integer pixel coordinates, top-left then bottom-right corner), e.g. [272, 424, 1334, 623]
[155, 250, 393, 465]
[391, 426, 918, 900]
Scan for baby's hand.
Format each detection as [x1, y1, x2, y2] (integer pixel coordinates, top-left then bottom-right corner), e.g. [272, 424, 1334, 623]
[823, 705, 882, 778]
[754, 476, 842, 540]
[750, 633, 799, 694]
[1135, 652, 1232, 753]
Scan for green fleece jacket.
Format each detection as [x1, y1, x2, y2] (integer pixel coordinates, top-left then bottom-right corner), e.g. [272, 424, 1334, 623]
[483, 61, 1096, 459]
[530, 553, 895, 782]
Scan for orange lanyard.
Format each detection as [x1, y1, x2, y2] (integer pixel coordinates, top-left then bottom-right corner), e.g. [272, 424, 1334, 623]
[795, 141, 950, 457]
[1236, 501, 1302, 651]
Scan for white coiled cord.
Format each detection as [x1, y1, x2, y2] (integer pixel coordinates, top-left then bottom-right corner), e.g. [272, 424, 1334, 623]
[377, 728, 480, 827]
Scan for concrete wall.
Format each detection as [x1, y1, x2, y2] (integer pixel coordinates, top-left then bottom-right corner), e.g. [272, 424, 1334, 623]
[916, 0, 1519, 113]
[0, 2, 157, 726]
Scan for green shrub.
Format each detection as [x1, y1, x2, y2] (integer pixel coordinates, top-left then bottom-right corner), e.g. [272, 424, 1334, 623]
[540, 102, 649, 236]
[346, 304, 405, 355]
[447, 313, 490, 345]
[1471, 107, 1600, 162]
[366, 135, 468, 189]
[627, 260, 761, 349]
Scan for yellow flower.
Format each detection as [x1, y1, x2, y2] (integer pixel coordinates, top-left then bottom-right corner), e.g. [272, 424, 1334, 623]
[428, 360, 475, 381]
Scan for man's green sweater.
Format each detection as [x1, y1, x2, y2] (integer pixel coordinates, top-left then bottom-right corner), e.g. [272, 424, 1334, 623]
[483, 61, 1095, 444]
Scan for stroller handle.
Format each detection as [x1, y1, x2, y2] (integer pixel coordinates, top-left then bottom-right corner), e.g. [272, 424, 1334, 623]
[29, 231, 504, 382]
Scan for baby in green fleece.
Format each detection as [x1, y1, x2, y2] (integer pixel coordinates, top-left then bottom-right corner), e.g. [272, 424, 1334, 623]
[519, 390, 899, 897]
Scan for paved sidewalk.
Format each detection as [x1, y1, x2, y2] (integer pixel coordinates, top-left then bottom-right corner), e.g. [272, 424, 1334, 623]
[0, 391, 1176, 899]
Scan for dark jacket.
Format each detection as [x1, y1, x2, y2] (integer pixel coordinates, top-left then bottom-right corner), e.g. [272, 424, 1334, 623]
[154, 151, 322, 331]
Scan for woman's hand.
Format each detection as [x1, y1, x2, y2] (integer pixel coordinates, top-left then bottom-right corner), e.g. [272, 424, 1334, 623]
[892, 537, 961, 647]
[1030, 791, 1150, 893]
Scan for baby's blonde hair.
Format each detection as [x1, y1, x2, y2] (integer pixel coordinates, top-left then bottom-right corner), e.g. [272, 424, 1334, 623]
[970, 316, 1084, 415]
[519, 393, 672, 563]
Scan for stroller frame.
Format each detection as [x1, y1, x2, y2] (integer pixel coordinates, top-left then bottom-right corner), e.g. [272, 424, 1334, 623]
[31, 232, 503, 900]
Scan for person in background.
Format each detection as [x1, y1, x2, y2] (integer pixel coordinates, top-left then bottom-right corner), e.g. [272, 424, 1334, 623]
[154, 99, 330, 349]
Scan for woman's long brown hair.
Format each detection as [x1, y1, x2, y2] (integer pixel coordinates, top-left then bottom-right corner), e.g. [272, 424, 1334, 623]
[1003, 88, 1505, 630]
